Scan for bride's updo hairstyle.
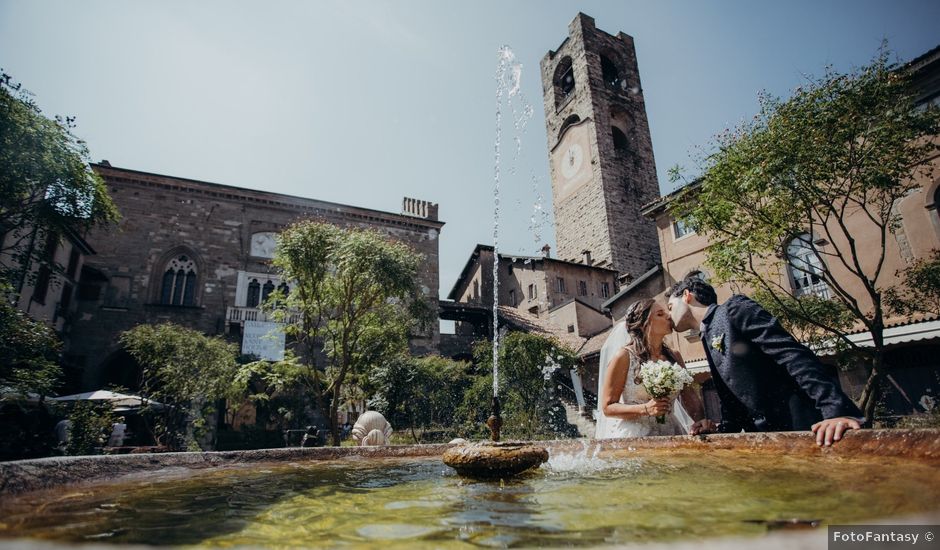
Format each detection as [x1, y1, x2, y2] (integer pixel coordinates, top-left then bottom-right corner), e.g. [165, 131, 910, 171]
[624, 298, 678, 365]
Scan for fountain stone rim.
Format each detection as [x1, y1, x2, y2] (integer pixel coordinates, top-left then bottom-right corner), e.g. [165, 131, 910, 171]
[1, 429, 938, 496]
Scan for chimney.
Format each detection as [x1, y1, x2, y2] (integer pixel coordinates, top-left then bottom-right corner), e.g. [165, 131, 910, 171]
[581, 249, 593, 265]
[402, 197, 439, 221]
[541, 244, 551, 258]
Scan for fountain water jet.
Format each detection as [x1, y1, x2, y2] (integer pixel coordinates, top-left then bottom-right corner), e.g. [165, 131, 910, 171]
[443, 46, 549, 480]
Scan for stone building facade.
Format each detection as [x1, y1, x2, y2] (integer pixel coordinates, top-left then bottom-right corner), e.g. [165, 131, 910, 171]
[442, 243, 617, 367]
[539, 13, 662, 280]
[0, 227, 95, 391]
[67, 163, 443, 390]
[2, 225, 94, 346]
[447, 244, 617, 318]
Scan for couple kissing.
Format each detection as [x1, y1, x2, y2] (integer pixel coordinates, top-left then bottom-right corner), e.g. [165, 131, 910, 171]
[595, 277, 863, 446]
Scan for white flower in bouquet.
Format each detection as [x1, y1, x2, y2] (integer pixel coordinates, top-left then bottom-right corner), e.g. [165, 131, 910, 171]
[638, 359, 694, 424]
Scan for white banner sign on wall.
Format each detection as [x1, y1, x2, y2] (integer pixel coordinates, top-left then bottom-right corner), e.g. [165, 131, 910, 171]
[242, 320, 286, 361]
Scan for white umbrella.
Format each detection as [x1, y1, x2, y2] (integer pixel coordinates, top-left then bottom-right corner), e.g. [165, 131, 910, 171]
[49, 390, 164, 409]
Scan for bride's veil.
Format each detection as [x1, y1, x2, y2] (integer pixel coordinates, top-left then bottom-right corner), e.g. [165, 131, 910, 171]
[595, 321, 630, 438]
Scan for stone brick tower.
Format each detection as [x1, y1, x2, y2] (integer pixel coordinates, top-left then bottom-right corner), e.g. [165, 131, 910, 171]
[540, 13, 661, 280]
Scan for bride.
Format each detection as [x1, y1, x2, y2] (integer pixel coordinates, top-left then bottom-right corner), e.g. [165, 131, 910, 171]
[595, 298, 714, 438]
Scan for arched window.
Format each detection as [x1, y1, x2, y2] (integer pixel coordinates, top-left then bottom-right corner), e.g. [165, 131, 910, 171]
[612, 126, 629, 151]
[553, 57, 575, 107]
[246, 279, 261, 308]
[610, 107, 633, 153]
[934, 186, 940, 218]
[261, 280, 276, 303]
[558, 114, 580, 139]
[600, 55, 622, 89]
[277, 282, 290, 296]
[787, 233, 830, 299]
[159, 255, 198, 306]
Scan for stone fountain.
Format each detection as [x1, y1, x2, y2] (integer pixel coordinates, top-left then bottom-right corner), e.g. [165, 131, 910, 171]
[442, 46, 549, 480]
[442, 396, 548, 479]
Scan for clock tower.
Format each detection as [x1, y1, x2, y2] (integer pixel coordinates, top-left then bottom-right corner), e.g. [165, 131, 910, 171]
[540, 13, 661, 280]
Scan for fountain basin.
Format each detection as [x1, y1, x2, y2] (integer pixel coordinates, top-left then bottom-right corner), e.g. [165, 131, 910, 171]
[0, 430, 938, 548]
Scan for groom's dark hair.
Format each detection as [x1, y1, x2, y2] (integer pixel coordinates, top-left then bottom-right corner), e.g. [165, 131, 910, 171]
[668, 277, 717, 306]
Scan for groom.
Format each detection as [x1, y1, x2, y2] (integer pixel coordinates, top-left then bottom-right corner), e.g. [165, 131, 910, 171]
[666, 277, 863, 446]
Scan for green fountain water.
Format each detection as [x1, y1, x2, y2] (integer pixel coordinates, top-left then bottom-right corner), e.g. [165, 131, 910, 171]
[2, 446, 938, 548]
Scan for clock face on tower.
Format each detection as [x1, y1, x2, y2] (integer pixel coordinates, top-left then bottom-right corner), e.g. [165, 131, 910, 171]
[553, 122, 593, 201]
[560, 143, 584, 180]
[250, 232, 277, 259]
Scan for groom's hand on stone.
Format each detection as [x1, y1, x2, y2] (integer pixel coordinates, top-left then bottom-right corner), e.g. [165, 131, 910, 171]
[811, 417, 861, 446]
[689, 419, 717, 435]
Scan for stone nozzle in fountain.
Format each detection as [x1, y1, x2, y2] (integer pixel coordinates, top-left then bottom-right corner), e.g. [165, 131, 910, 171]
[443, 394, 548, 479]
[486, 395, 503, 442]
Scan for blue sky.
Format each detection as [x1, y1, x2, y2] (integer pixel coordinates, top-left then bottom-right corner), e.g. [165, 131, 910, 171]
[2, 1, 938, 301]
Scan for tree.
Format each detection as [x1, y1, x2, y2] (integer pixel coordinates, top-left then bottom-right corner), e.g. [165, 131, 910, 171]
[885, 249, 940, 317]
[0, 281, 62, 396]
[460, 332, 579, 440]
[120, 323, 240, 450]
[269, 221, 430, 445]
[669, 48, 940, 420]
[368, 354, 474, 442]
[227, 351, 312, 435]
[0, 72, 119, 287]
[65, 401, 114, 456]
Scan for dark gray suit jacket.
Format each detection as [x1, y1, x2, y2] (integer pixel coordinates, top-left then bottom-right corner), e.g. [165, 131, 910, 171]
[701, 295, 862, 432]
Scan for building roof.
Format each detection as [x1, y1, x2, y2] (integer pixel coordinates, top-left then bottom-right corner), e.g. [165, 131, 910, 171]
[601, 264, 662, 311]
[497, 305, 586, 350]
[548, 296, 608, 315]
[576, 325, 615, 359]
[640, 178, 702, 218]
[441, 298, 614, 357]
[841, 315, 940, 349]
[907, 43, 940, 106]
[906, 43, 940, 73]
[446, 243, 618, 300]
[496, 304, 621, 359]
[446, 244, 492, 300]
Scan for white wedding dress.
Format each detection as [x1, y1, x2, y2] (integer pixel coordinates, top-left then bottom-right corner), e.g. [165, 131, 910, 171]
[594, 323, 694, 438]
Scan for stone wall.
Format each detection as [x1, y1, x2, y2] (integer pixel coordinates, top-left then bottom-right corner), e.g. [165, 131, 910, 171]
[68, 164, 443, 388]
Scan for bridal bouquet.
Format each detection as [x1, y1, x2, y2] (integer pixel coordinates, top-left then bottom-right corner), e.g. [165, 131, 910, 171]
[638, 360, 694, 424]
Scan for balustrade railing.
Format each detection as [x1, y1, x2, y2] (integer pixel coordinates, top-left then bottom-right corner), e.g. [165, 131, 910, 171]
[226, 306, 302, 325]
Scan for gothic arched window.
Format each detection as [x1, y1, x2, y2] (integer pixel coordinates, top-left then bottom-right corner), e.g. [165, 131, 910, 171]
[277, 282, 289, 296]
[159, 255, 198, 306]
[261, 280, 275, 304]
[246, 279, 261, 308]
[786, 233, 830, 299]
